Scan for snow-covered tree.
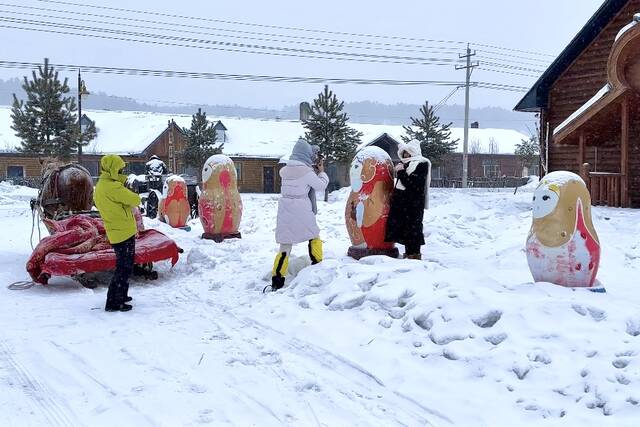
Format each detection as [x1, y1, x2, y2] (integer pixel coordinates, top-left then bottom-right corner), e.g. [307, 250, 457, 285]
[303, 85, 362, 163]
[515, 135, 540, 169]
[403, 102, 458, 166]
[11, 58, 79, 160]
[182, 108, 223, 179]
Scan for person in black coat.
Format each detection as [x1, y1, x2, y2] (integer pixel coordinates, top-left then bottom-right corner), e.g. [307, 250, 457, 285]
[385, 140, 431, 260]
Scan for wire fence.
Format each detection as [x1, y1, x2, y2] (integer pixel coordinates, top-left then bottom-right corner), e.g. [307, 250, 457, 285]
[431, 176, 529, 189]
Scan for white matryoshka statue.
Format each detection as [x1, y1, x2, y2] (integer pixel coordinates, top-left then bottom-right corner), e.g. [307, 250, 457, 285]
[199, 154, 243, 242]
[158, 175, 190, 228]
[345, 146, 398, 260]
[526, 171, 601, 288]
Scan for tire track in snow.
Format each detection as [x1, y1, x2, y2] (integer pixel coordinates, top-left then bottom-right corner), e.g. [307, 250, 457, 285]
[170, 287, 450, 426]
[0, 340, 78, 427]
[48, 340, 159, 426]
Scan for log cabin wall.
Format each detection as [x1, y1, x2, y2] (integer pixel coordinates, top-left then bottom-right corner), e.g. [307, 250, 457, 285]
[546, 0, 640, 174]
[628, 101, 640, 206]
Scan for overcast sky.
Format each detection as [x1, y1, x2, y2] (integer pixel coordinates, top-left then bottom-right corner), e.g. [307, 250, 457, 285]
[0, 0, 605, 110]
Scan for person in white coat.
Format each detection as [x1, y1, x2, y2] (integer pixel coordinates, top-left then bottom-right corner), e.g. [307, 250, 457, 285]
[270, 138, 329, 291]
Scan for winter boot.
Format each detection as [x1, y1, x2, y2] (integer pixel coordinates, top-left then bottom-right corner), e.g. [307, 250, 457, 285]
[405, 254, 422, 260]
[105, 303, 133, 312]
[270, 251, 290, 291]
[308, 238, 323, 265]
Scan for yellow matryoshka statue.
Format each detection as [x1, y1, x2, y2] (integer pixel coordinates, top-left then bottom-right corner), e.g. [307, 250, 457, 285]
[526, 171, 601, 288]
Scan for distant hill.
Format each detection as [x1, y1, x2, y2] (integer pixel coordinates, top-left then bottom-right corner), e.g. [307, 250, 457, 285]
[1, 78, 536, 133]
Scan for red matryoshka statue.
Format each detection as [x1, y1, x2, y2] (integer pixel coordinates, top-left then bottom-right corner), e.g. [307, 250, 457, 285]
[345, 146, 399, 260]
[199, 154, 243, 242]
[158, 175, 191, 228]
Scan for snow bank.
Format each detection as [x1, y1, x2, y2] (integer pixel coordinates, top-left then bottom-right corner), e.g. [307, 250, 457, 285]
[1, 183, 639, 426]
[0, 181, 37, 204]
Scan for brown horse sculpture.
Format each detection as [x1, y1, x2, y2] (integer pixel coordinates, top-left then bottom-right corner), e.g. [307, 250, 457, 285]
[38, 159, 94, 221]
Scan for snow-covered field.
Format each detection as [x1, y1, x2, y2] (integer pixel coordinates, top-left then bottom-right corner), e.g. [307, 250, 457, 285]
[1, 181, 640, 426]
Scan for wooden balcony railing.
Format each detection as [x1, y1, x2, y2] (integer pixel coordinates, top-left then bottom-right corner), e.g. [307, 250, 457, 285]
[580, 163, 624, 207]
[589, 172, 622, 207]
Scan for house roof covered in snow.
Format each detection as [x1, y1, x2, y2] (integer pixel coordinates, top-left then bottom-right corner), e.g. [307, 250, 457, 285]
[0, 106, 528, 158]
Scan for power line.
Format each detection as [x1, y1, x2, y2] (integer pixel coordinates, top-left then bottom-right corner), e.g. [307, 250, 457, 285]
[1, 8, 550, 75]
[0, 4, 473, 57]
[0, 18, 467, 67]
[33, 0, 555, 59]
[0, 60, 530, 91]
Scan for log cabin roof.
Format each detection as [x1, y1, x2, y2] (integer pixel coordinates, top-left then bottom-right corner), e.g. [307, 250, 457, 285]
[514, 0, 629, 112]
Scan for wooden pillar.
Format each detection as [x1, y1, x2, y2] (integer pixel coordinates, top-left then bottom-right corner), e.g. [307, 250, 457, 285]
[578, 131, 585, 171]
[621, 97, 629, 207]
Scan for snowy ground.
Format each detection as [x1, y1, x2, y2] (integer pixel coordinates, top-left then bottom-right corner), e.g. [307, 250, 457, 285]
[1, 180, 640, 426]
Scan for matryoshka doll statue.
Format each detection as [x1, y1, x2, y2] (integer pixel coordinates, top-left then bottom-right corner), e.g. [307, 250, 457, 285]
[158, 175, 190, 228]
[199, 154, 243, 242]
[345, 146, 399, 260]
[526, 171, 601, 288]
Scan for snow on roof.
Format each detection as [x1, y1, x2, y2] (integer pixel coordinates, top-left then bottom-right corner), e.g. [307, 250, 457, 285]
[0, 106, 528, 158]
[615, 13, 640, 42]
[553, 84, 611, 136]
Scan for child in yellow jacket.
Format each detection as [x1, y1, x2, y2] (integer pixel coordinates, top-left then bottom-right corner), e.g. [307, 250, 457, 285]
[94, 154, 141, 312]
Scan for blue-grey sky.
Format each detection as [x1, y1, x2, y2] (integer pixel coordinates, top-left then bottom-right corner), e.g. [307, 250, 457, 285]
[0, 0, 605, 109]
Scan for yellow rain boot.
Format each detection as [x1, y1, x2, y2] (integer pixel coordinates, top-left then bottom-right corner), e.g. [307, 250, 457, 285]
[308, 238, 324, 265]
[270, 251, 290, 291]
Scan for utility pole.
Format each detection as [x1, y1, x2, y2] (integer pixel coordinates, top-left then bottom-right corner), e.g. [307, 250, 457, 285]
[455, 44, 478, 188]
[77, 69, 82, 165]
[77, 69, 89, 165]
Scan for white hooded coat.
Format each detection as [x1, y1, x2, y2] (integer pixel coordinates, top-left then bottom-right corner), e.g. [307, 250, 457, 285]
[275, 140, 329, 244]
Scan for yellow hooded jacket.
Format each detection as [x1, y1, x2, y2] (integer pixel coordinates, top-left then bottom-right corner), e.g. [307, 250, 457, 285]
[94, 154, 141, 244]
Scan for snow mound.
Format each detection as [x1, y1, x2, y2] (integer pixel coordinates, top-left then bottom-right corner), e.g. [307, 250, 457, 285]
[540, 171, 585, 187]
[354, 145, 392, 163]
[204, 154, 234, 166]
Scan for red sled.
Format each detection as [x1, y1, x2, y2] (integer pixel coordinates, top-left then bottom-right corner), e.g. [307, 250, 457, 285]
[27, 213, 182, 286]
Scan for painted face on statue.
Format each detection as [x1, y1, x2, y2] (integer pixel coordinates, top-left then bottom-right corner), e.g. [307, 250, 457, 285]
[350, 160, 363, 192]
[532, 184, 560, 219]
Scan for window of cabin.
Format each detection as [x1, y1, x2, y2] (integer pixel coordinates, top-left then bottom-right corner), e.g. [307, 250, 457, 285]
[216, 129, 227, 143]
[482, 159, 500, 178]
[127, 162, 146, 175]
[80, 161, 99, 177]
[7, 165, 24, 178]
[235, 162, 243, 182]
[431, 166, 442, 180]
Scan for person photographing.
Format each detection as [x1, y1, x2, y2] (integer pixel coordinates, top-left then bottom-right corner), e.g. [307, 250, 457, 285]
[269, 138, 329, 292]
[94, 154, 141, 312]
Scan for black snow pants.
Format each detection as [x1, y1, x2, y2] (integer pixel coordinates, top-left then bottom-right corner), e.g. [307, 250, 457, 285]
[106, 236, 135, 308]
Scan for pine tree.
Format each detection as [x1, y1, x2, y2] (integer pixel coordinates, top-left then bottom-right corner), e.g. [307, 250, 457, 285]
[303, 85, 362, 163]
[182, 108, 223, 179]
[11, 58, 78, 159]
[402, 102, 458, 165]
[515, 135, 540, 170]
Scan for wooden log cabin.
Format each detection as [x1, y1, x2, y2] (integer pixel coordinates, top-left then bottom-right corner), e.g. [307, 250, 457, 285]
[515, 0, 640, 207]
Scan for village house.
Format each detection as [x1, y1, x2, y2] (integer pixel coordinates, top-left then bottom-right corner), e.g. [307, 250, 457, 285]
[0, 106, 530, 192]
[515, 0, 640, 207]
[364, 130, 531, 188]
